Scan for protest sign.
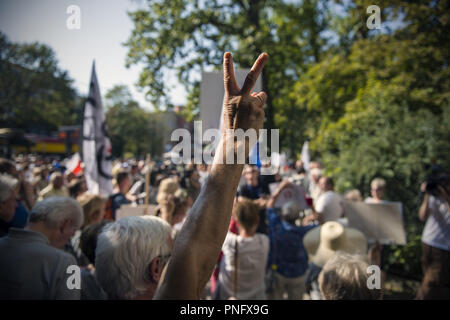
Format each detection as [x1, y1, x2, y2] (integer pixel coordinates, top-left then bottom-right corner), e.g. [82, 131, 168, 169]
[116, 204, 157, 221]
[269, 182, 308, 210]
[343, 201, 406, 245]
[200, 70, 262, 136]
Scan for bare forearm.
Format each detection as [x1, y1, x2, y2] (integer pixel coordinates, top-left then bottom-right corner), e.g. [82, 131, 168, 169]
[188, 161, 243, 251]
[418, 193, 430, 221]
[155, 144, 244, 299]
[155, 51, 268, 300]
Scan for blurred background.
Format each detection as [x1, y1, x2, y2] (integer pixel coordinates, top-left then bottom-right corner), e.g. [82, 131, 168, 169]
[0, 0, 449, 298]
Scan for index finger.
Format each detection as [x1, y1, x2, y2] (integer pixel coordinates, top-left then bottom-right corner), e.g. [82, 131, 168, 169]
[223, 52, 239, 94]
[240, 53, 268, 95]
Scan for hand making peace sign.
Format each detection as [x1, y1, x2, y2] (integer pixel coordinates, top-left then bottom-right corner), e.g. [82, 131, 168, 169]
[222, 52, 268, 134]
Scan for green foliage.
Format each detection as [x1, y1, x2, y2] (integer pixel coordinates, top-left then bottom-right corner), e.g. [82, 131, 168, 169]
[292, 0, 450, 278]
[0, 33, 81, 133]
[2, 0, 446, 281]
[105, 85, 168, 158]
[125, 0, 331, 129]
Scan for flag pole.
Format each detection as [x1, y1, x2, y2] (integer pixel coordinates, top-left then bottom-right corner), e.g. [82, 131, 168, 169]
[144, 153, 151, 214]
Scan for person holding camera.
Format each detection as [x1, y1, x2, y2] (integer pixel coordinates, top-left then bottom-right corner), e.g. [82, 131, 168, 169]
[416, 173, 450, 299]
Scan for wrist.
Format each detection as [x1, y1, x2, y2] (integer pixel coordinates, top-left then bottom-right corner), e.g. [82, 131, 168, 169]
[208, 162, 243, 196]
[213, 131, 256, 165]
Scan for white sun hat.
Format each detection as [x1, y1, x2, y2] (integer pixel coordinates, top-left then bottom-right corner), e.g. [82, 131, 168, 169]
[303, 221, 367, 268]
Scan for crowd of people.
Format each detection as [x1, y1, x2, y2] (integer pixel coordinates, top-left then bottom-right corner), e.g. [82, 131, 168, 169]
[1, 153, 448, 300]
[0, 52, 448, 300]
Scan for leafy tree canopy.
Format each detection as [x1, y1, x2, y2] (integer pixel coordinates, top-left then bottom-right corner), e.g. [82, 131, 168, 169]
[105, 85, 169, 158]
[0, 33, 81, 134]
[125, 0, 331, 128]
[291, 0, 449, 280]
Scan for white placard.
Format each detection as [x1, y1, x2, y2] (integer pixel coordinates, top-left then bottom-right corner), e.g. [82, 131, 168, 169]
[343, 201, 407, 245]
[116, 204, 157, 221]
[269, 182, 308, 210]
[200, 69, 262, 136]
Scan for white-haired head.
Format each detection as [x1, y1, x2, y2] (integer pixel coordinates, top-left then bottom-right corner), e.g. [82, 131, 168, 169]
[29, 196, 83, 230]
[310, 168, 322, 177]
[371, 178, 386, 190]
[318, 251, 382, 300]
[95, 215, 172, 300]
[0, 174, 18, 222]
[281, 201, 300, 224]
[370, 178, 386, 201]
[310, 168, 323, 184]
[0, 174, 18, 202]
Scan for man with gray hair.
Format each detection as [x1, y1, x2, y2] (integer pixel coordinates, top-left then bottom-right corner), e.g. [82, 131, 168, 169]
[0, 196, 83, 299]
[318, 251, 382, 300]
[365, 177, 387, 204]
[0, 173, 19, 237]
[95, 215, 172, 299]
[312, 176, 343, 223]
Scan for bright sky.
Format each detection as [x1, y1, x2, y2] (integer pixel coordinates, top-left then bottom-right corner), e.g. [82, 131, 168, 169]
[0, 0, 187, 110]
[0, 0, 404, 112]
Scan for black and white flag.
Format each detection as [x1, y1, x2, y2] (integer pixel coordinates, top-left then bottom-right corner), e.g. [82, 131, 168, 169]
[82, 62, 113, 196]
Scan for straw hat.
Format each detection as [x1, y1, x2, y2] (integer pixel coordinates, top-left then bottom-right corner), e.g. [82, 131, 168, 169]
[303, 221, 367, 268]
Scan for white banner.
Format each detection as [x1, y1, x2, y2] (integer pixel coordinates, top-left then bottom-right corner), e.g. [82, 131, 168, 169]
[64, 152, 82, 176]
[200, 69, 262, 136]
[199, 69, 263, 166]
[116, 204, 157, 220]
[82, 62, 113, 197]
[301, 141, 310, 172]
[269, 182, 309, 211]
[343, 201, 406, 245]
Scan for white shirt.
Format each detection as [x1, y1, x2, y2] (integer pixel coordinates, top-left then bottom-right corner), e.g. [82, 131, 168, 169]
[364, 197, 390, 204]
[310, 183, 323, 202]
[422, 195, 450, 251]
[218, 232, 269, 300]
[315, 191, 343, 222]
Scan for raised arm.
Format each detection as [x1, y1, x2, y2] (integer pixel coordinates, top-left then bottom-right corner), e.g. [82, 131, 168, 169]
[154, 52, 268, 299]
[418, 182, 430, 222]
[267, 180, 292, 208]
